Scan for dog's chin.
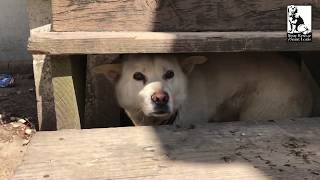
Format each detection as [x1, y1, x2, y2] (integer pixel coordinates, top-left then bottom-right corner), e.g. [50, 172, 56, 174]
[143, 110, 172, 119]
[150, 111, 171, 118]
[141, 103, 173, 119]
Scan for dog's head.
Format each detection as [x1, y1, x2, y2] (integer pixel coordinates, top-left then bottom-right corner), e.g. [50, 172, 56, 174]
[94, 54, 207, 125]
[288, 5, 298, 16]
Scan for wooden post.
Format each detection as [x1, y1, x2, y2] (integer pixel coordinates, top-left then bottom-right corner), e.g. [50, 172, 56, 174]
[84, 55, 121, 128]
[32, 29, 87, 130]
[301, 52, 320, 116]
[33, 54, 55, 130]
[50, 55, 86, 129]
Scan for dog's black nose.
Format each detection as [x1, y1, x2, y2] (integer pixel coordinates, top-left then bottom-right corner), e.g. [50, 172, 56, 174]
[151, 91, 169, 105]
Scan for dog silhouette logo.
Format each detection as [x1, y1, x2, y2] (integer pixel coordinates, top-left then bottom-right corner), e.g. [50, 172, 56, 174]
[287, 5, 312, 42]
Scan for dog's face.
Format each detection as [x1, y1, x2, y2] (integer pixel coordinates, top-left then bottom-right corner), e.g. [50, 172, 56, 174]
[288, 5, 298, 17]
[94, 54, 207, 125]
[116, 54, 187, 119]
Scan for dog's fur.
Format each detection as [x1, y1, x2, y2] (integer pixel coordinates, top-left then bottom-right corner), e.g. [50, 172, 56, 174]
[288, 5, 310, 34]
[94, 53, 312, 126]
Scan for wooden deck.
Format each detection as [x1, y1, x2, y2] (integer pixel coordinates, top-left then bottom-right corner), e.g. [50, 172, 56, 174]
[13, 118, 320, 180]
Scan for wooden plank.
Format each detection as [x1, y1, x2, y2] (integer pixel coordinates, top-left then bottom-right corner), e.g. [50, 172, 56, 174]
[51, 0, 320, 32]
[34, 55, 86, 130]
[301, 52, 320, 116]
[33, 55, 56, 130]
[28, 31, 320, 54]
[32, 34, 87, 130]
[27, 0, 52, 30]
[50, 55, 86, 130]
[84, 55, 121, 128]
[13, 118, 320, 180]
[85, 55, 133, 128]
[31, 24, 57, 130]
[302, 52, 320, 87]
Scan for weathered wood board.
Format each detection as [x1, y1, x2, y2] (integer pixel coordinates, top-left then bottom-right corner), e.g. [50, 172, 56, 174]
[301, 52, 320, 116]
[32, 54, 55, 130]
[51, 0, 320, 32]
[13, 118, 320, 180]
[33, 55, 86, 130]
[85, 55, 134, 128]
[31, 25, 87, 130]
[84, 55, 121, 128]
[28, 31, 320, 54]
[50, 55, 86, 130]
[31, 24, 56, 130]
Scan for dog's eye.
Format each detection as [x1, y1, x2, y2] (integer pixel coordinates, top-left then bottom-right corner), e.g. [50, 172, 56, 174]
[163, 70, 174, 80]
[133, 72, 145, 81]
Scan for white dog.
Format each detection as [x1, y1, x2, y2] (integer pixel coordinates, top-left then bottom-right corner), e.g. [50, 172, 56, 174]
[94, 53, 312, 126]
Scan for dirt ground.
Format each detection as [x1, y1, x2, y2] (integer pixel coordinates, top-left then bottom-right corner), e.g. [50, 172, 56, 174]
[0, 74, 37, 180]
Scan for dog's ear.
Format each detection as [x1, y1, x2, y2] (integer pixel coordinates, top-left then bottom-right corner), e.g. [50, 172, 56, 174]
[288, 6, 292, 12]
[180, 56, 207, 74]
[92, 64, 122, 83]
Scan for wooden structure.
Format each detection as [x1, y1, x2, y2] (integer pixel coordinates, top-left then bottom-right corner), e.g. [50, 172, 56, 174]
[13, 118, 320, 179]
[31, 0, 320, 130]
[21, 1, 320, 179]
[51, 0, 320, 32]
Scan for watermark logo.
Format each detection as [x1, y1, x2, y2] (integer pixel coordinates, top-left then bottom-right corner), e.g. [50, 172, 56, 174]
[287, 5, 312, 42]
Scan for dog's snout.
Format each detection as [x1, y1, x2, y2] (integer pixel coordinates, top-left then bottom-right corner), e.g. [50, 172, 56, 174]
[151, 91, 169, 105]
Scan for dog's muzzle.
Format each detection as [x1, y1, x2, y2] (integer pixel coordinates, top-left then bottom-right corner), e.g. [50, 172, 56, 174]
[150, 90, 171, 117]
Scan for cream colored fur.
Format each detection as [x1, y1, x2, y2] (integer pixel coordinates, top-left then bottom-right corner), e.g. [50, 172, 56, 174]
[94, 53, 313, 126]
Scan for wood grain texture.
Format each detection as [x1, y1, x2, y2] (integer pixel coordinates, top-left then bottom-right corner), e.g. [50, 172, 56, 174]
[31, 24, 57, 130]
[84, 55, 121, 128]
[301, 52, 320, 116]
[33, 55, 56, 130]
[28, 31, 320, 54]
[51, 0, 320, 32]
[50, 55, 86, 130]
[13, 118, 320, 180]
